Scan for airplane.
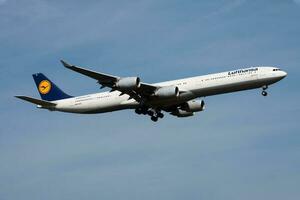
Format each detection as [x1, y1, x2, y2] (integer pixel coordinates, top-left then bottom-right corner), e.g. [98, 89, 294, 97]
[16, 60, 287, 122]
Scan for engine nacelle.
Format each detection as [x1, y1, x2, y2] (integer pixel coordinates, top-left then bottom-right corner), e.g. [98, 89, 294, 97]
[171, 109, 194, 117]
[155, 86, 179, 99]
[182, 99, 205, 112]
[115, 77, 141, 90]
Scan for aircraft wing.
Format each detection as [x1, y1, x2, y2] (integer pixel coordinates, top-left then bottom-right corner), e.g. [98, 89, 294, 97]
[61, 60, 119, 86]
[61, 60, 158, 99]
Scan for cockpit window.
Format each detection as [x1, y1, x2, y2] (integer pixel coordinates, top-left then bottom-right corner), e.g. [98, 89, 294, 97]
[273, 69, 281, 71]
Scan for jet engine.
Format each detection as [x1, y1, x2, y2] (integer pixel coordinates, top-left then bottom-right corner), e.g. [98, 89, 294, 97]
[155, 86, 179, 99]
[171, 109, 194, 117]
[115, 77, 141, 90]
[182, 99, 205, 112]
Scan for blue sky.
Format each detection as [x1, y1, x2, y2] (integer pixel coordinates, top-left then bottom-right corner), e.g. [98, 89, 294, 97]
[1, 0, 300, 199]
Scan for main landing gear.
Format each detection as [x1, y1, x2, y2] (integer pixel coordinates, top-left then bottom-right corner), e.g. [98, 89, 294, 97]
[135, 107, 164, 122]
[150, 112, 164, 122]
[261, 85, 268, 96]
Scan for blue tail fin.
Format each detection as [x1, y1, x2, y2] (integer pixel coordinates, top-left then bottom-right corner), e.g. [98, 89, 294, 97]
[32, 73, 73, 101]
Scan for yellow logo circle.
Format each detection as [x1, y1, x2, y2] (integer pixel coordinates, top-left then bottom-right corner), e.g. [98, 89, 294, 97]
[38, 80, 51, 94]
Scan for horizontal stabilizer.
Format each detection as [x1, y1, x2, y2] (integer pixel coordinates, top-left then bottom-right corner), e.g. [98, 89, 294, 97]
[15, 96, 56, 107]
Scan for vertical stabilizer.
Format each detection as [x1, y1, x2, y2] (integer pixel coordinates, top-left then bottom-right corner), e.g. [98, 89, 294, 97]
[32, 73, 72, 101]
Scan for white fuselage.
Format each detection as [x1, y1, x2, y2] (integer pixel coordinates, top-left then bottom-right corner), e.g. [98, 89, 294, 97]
[52, 66, 287, 114]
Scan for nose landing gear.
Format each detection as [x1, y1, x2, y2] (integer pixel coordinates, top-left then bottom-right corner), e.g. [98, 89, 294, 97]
[262, 90, 268, 96]
[261, 85, 268, 96]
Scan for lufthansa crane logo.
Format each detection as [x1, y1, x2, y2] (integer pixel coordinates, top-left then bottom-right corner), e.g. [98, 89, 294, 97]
[38, 80, 51, 94]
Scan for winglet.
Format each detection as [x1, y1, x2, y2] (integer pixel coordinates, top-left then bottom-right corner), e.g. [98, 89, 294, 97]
[60, 59, 72, 68]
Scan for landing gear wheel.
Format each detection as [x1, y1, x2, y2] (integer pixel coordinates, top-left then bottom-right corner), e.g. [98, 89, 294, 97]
[141, 108, 148, 115]
[147, 110, 155, 117]
[157, 112, 164, 118]
[135, 108, 142, 115]
[262, 91, 268, 96]
[151, 116, 158, 122]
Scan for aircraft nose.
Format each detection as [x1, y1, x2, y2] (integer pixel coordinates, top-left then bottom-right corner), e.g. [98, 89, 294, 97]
[281, 71, 288, 78]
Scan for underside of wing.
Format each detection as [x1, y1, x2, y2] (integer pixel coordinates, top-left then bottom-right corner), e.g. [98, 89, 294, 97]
[137, 83, 158, 96]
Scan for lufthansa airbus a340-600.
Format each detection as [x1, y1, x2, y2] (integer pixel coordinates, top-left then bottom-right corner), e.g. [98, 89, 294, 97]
[16, 60, 287, 122]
